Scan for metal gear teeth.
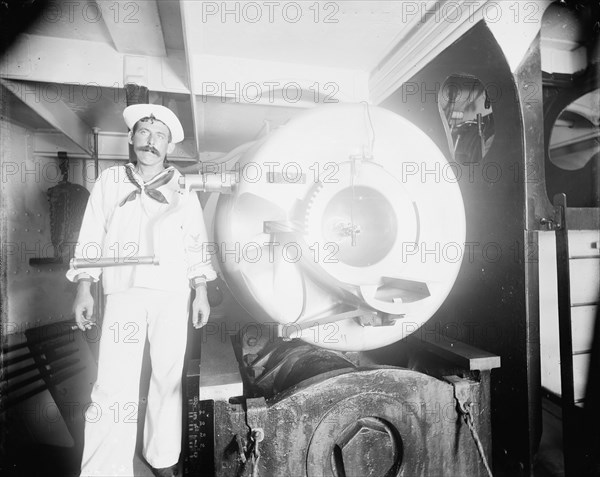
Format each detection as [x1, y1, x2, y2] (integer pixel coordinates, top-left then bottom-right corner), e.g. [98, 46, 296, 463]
[302, 181, 325, 234]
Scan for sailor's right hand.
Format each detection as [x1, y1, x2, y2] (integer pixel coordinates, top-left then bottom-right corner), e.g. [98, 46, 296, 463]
[73, 282, 95, 331]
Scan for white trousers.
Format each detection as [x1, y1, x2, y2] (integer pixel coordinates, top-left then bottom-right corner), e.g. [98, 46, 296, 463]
[80, 288, 190, 477]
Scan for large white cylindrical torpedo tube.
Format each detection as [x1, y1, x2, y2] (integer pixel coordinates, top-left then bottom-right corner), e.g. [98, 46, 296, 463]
[211, 104, 465, 351]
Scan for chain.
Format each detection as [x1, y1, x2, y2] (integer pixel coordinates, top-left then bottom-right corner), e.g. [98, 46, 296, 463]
[235, 434, 247, 465]
[250, 429, 262, 477]
[460, 402, 494, 477]
[235, 429, 263, 477]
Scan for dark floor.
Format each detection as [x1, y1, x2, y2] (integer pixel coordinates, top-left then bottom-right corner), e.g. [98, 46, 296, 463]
[534, 396, 600, 477]
[534, 398, 565, 477]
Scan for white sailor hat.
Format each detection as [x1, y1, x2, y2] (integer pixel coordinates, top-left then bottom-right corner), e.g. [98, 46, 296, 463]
[123, 104, 184, 144]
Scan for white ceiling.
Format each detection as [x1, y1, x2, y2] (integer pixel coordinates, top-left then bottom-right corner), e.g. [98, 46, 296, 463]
[183, 1, 406, 69]
[25, 1, 409, 68]
[0, 0, 555, 159]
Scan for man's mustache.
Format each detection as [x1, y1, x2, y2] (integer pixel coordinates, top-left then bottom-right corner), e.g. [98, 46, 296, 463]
[137, 145, 159, 156]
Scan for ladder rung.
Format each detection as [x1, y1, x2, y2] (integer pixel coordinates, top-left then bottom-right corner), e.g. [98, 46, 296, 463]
[571, 302, 599, 308]
[573, 349, 592, 356]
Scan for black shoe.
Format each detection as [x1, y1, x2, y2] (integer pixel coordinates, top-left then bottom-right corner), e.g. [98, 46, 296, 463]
[150, 463, 179, 477]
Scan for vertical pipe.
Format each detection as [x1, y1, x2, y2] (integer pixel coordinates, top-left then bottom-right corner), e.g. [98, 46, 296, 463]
[592, 155, 599, 207]
[92, 127, 100, 180]
[477, 113, 485, 159]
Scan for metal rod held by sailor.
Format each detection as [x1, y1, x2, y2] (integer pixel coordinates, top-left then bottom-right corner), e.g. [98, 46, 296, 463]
[70, 256, 159, 269]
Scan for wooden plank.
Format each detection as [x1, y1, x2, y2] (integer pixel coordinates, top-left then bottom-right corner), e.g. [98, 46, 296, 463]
[572, 306, 598, 354]
[569, 258, 600, 306]
[199, 319, 244, 400]
[409, 333, 501, 371]
[568, 230, 600, 258]
[573, 353, 591, 403]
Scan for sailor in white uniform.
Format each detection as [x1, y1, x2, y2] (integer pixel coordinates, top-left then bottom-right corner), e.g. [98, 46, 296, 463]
[68, 104, 216, 477]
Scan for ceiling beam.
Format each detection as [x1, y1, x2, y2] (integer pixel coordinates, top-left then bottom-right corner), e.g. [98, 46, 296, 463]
[180, 0, 201, 156]
[370, 0, 492, 104]
[370, 0, 552, 104]
[188, 54, 369, 104]
[98, 0, 167, 56]
[0, 34, 188, 93]
[2, 79, 92, 155]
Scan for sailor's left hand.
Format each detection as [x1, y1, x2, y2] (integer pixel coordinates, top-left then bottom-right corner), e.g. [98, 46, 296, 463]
[192, 285, 210, 329]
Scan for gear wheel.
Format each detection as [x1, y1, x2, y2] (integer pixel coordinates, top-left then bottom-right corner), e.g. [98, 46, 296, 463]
[302, 181, 326, 235]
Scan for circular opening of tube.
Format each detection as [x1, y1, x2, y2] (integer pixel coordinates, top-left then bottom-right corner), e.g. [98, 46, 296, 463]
[549, 90, 599, 171]
[321, 186, 397, 267]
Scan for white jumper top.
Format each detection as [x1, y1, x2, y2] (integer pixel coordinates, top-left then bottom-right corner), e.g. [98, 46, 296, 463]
[66, 164, 216, 294]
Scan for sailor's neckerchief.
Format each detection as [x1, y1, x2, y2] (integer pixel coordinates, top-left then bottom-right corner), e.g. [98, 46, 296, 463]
[120, 163, 175, 207]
